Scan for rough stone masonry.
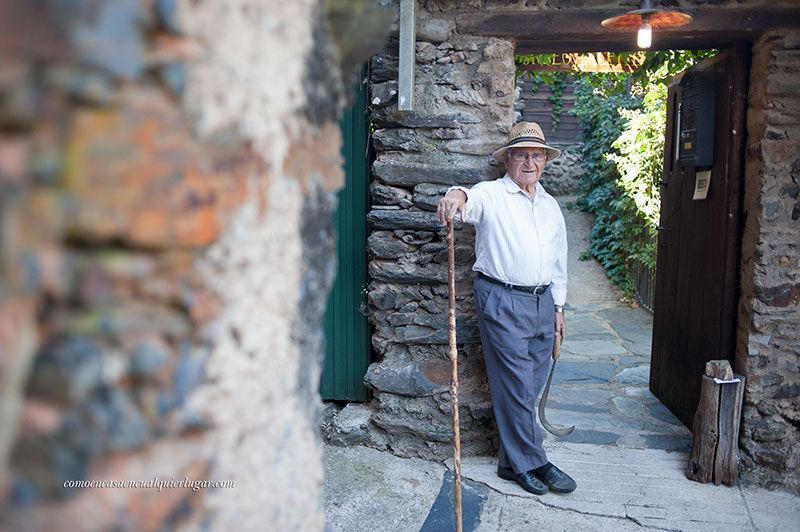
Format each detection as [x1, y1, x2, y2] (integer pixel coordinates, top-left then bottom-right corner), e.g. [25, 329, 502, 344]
[364, 6, 517, 460]
[0, 0, 389, 530]
[737, 29, 800, 495]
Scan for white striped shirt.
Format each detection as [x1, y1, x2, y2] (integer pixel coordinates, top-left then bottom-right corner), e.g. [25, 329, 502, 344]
[449, 174, 568, 305]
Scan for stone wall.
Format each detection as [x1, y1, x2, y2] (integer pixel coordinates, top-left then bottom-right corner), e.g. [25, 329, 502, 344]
[0, 0, 389, 529]
[363, 3, 517, 459]
[737, 30, 800, 496]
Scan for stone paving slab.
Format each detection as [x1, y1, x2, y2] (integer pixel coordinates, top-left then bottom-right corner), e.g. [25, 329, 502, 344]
[612, 396, 644, 418]
[616, 327, 654, 345]
[560, 199, 625, 307]
[615, 365, 651, 385]
[552, 362, 617, 384]
[566, 317, 617, 334]
[567, 332, 621, 342]
[538, 407, 617, 429]
[740, 487, 800, 531]
[323, 444, 444, 532]
[548, 429, 621, 446]
[546, 401, 610, 414]
[623, 386, 661, 402]
[617, 352, 652, 366]
[641, 434, 693, 452]
[645, 402, 685, 426]
[547, 386, 615, 406]
[563, 340, 629, 356]
[622, 346, 652, 359]
[420, 471, 488, 532]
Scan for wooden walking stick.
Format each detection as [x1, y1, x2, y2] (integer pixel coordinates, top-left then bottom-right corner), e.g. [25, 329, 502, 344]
[447, 220, 463, 532]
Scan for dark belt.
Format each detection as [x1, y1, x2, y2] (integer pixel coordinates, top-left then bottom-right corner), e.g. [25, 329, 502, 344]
[478, 272, 550, 295]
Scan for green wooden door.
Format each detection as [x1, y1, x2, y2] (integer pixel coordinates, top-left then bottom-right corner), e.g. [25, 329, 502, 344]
[320, 68, 370, 401]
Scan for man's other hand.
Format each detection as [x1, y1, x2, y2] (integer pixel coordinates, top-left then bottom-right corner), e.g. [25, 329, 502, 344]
[436, 190, 467, 225]
[555, 311, 567, 341]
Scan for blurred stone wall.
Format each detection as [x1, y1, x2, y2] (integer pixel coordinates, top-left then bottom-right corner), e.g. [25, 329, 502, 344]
[0, 0, 388, 529]
[737, 29, 800, 496]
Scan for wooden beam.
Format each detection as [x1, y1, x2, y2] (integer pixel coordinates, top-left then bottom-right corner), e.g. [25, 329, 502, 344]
[515, 33, 751, 54]
[457, 8, 800, 53]
[397, 0, 415, 111]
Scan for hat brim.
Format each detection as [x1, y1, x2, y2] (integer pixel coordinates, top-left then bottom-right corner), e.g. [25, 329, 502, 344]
[492, 141, 561, 163]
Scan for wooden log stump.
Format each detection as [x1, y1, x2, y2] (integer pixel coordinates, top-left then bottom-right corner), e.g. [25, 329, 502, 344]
[715, 374, 745, 485]
[687, 374, 719, 483]
[687, 360, 745, 485]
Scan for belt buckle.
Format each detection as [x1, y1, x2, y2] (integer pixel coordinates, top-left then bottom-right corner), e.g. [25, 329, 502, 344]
[533, 285, 545, 295]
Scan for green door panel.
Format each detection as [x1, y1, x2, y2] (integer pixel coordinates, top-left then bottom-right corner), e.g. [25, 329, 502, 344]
[321, 67, 370, 401]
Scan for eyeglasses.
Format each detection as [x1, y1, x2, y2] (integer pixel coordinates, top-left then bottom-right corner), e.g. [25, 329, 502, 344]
[510, 151, 547, 163]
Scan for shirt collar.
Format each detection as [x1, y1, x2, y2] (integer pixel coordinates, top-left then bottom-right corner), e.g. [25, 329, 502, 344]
[501, 174, 545, 197]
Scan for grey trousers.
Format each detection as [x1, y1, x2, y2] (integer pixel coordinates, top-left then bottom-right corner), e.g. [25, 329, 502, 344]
[473, 276, 555, 474]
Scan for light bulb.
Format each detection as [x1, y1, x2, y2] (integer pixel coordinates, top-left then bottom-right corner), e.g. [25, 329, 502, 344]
[637, 20, 652, 48]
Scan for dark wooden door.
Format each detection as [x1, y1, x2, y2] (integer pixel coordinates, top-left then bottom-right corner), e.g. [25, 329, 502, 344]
[650, 45, 750, 428]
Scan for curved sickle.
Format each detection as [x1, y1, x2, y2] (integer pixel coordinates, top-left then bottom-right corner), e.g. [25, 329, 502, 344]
[538, 335, 576, 437]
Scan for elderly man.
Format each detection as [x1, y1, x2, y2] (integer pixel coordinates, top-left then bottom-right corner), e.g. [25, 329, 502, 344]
[436, 122, 575, 495]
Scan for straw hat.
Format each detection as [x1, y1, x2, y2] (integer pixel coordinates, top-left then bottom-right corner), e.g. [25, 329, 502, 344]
[491, 121, 561, 162]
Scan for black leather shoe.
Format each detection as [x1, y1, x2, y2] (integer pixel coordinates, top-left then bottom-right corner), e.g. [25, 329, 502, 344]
[497, 466, 549, 495]
[533, 464, 576, 493]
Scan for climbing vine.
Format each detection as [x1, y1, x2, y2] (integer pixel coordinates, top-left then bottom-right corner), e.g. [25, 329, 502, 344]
[547, 76, 567, 130]
[514, 54, 570, 131]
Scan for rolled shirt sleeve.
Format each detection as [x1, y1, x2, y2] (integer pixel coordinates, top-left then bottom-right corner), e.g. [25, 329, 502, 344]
[447, 184, 492, 225]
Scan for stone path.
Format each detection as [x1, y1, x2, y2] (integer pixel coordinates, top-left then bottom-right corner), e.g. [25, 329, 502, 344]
[561, 196, 624, 306]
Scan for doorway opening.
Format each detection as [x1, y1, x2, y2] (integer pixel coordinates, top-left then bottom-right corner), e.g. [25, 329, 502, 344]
[515, 46, 746, 450]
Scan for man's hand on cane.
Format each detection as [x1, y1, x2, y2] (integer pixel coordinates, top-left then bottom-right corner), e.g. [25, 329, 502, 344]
[437, 190, 467, 225]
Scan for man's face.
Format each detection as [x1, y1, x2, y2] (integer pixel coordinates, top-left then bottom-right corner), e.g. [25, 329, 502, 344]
[505, 147, 547, 190]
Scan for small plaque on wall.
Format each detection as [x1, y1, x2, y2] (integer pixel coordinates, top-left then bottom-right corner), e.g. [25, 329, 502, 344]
[693, 170, 712, 200]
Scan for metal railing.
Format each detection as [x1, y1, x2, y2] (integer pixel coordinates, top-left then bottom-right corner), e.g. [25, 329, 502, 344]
[631, 235, 657, 313]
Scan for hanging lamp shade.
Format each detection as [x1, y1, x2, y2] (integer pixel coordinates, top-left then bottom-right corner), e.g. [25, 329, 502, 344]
[601, 0, 692, 31]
